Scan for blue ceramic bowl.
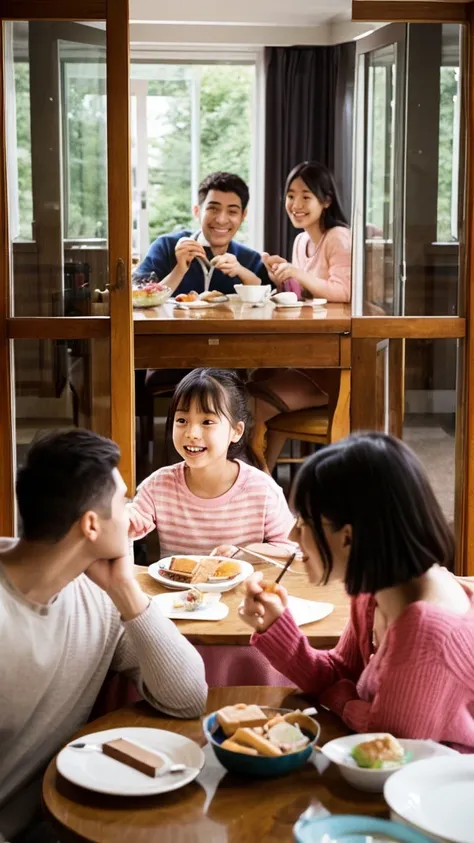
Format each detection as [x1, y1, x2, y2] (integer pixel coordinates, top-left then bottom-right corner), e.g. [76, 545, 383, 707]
[202, 706, 321, 778]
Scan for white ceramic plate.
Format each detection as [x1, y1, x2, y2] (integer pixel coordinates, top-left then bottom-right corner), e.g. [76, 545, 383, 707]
[273, 298, 327, 309]
[153, 591, 229, 621]
[321, 733, 458, 793]
[171, 299, 223, 309]
[286, 595, 334, 627]
[57, 727, 205, 796]
[384, 755, 474, 842]
[148, 556, 254, 592]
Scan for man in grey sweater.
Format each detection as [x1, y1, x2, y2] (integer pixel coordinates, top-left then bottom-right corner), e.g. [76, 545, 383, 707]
[0, 430, 208, 842]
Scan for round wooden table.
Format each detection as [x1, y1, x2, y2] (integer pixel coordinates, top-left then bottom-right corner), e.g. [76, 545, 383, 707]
[43, 687, 387, 842]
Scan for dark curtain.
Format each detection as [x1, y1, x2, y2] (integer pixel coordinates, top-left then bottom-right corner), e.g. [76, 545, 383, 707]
[264, 43, 356, 258]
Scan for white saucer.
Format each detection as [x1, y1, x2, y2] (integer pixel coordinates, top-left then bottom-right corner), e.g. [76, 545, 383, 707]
[153, 591, 229, 620]
[273, 298, 327, 309]
[57, 727, 205, 796]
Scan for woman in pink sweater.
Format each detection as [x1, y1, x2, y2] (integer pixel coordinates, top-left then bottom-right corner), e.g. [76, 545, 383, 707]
[249, 161, 352, 470]
[240, 433, 474, 751]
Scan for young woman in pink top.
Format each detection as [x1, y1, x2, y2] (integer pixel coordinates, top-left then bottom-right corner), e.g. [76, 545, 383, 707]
[249, 161, 352, 470]
[240, 433, 474, 751]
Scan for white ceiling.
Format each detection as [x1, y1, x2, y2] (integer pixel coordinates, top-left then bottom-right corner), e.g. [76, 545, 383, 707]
[130, 0, 353, 28]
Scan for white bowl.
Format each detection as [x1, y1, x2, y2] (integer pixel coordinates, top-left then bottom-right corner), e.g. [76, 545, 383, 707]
[272, 291, 298, 304]
[233, 284, 272, 303]
[321, 733, 458, 793]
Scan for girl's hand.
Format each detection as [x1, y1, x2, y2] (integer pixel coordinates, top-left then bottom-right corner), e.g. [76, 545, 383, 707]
[210, 544, 239, 558]
[127, 504, 152, 539]
[238, 572, 288, 633]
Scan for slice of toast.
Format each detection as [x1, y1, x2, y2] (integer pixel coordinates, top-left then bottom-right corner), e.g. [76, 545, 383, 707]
[221, 739, 258, 756]
[232, 727, 282, 757]
[216, 704, 268, 737]
[169, 557, 199, 575]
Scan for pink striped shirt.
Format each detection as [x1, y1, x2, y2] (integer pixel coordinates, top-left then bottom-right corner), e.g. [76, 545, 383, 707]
[129, 460, 295, 558]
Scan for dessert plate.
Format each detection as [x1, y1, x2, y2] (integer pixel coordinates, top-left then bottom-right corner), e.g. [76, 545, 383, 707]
[57, 727, 205, 796]
[148, 556, 253, 592]
[153, 591, 229, 620]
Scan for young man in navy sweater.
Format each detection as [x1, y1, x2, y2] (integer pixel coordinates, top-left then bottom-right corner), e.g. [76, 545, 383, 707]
[134, 172, 268, 296]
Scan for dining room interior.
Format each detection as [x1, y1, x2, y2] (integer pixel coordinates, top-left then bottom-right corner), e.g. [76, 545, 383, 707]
[1, 0, 474, 841]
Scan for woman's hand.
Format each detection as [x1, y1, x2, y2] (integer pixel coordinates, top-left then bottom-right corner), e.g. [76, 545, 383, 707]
[272, 262, 305, 288]
[238, 572, 288, 633]
[262, 252, 286, 282]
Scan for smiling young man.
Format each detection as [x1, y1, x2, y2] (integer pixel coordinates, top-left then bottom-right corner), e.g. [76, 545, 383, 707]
[134, 172, 269, 296]
[0, 430, 207, 842]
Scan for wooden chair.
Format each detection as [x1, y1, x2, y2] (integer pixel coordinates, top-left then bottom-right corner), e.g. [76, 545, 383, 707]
[252, 370, 351, 478]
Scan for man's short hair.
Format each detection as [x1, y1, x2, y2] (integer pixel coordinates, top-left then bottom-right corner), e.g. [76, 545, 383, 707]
[16, 430, 120, 543]
[197, 172, 249, 211]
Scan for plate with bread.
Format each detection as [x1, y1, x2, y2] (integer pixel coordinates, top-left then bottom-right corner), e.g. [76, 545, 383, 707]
[203, 703, 320, 778]
[148, 555, 253, 592]
[173, 290, 229, 308]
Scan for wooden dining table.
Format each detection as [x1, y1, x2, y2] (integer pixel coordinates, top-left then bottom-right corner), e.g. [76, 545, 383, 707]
[43, 686, 387, 842]
[135, 560, 349, 648]
[133, 299, 351, 370]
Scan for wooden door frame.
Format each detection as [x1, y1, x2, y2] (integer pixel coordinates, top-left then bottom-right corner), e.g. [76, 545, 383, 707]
[0, 0, 133, 537]
[351, 4, 473, 574]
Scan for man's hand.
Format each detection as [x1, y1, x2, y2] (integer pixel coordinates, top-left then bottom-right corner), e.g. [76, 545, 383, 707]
[86, 554, 149, 621]
[175, 238, 208, 273]
[238, 572, 288, 633]
[211, 253, 241, 277]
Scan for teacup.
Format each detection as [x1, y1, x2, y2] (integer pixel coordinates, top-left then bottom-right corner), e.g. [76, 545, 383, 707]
[234, 284, 272, 303]
[272, 291, 298, 305]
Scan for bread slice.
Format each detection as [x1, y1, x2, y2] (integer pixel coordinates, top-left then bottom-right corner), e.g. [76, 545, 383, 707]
[169, 557, 199, 575]
[216, 704, 268, 737]
[232, 727, 282, 757]
[192, 558, 218, 583]
[221, 739, 258, 756]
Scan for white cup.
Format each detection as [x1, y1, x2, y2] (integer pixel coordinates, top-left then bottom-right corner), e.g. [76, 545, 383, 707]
[272, 291, 298, 304]
[234, 284, 272, 303]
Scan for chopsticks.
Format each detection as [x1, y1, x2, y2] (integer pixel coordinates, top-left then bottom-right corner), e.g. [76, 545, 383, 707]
[232, 545, 296, 573]
[274, 552, 296, 586]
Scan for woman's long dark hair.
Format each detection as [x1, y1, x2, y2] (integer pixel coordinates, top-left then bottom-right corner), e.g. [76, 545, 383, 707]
[165, 368, 259, 467]
[292, 432, 454, 595]
[285, 161, 348, 231]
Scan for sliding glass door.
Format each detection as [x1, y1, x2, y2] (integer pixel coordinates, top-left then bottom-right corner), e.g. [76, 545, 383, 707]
[0, 0, 133, 535]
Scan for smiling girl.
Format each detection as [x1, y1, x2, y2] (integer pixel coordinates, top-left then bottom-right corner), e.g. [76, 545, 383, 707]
[128, 368, 295, 560]
[249, 161, 352, 472]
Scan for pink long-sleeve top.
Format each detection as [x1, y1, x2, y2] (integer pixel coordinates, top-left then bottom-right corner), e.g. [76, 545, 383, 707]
[251, 589, 474, 751]
[293, 226, 351, 303]
[129, 459, 295, 559]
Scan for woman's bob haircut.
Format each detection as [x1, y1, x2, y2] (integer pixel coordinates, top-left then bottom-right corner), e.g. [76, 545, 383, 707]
[292, 432, 454, 595]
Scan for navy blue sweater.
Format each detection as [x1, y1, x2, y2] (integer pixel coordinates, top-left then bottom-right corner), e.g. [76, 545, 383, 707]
[134, 230, 269, 296]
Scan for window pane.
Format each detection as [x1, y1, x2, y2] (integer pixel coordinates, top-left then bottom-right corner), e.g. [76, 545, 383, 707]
[363, 45, 397, 315]
[5, 22, 109, 316]
[130, 62, 255, 258]
[14, 337, 111, 490]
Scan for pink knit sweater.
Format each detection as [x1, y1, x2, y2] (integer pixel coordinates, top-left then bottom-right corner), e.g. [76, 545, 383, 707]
[129, 460, 295, 558]
[293, 226, 351, 303]
[252, 590, 474, 751]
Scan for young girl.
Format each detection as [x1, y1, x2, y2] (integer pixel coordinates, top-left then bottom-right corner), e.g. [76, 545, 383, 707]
[240, 433, 474, 750]
[128, 368, 295, 561]
[249, 161, 352, 471]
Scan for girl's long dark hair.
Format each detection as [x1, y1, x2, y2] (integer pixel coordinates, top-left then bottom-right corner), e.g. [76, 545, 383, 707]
[292, 432, 454, 595]
[285, 161, 348, 231]
[165, 368, 259, 467]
